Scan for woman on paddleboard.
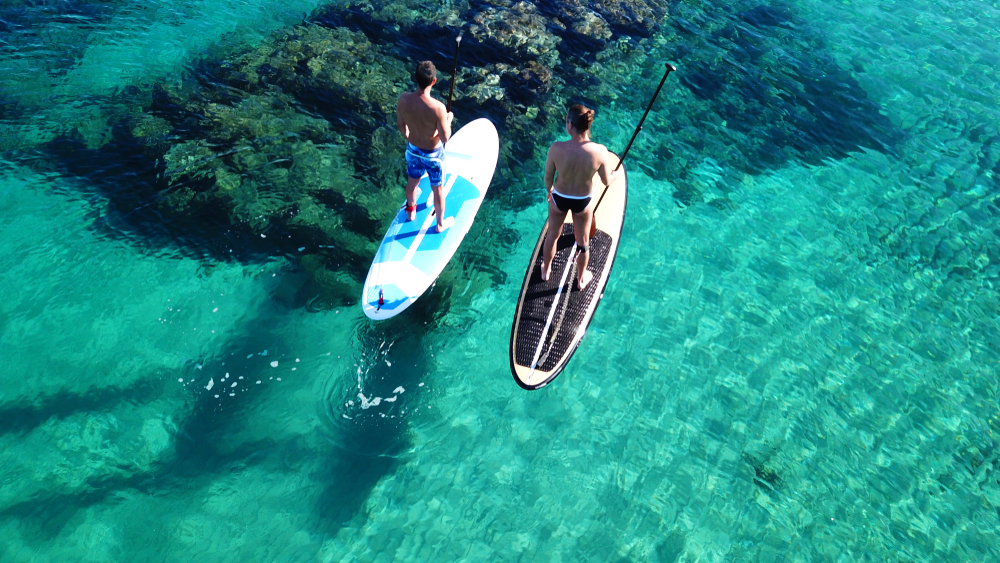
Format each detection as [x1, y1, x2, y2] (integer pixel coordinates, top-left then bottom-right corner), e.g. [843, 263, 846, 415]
[540, 104, 618, 290]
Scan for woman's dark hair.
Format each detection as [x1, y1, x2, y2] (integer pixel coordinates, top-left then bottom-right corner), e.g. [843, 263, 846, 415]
[567, 104, 595, 132]
[414, 61, 437, 88]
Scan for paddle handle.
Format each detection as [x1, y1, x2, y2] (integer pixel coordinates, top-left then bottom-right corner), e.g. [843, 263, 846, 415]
[446, 33, 463, 113]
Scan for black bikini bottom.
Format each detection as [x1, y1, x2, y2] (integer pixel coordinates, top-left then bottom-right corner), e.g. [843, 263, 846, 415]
[551, 190, 592, 214]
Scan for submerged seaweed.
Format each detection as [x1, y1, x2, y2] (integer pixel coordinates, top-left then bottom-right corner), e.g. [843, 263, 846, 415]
[5, 0, 1000, 560]
[11, 0, 908, 307]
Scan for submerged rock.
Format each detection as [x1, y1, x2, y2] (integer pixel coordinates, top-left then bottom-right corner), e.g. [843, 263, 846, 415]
[0, 404, 182, 517]
[470, 2, 561, 68]
[20, 0, 910, 306]
[98, 1, 615, 306]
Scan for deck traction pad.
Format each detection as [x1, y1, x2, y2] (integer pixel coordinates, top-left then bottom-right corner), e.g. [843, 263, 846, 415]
[514, 224, 612, 373]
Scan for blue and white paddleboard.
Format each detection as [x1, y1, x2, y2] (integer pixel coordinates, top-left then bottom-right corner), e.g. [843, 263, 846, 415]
[362, 118, 499, 320]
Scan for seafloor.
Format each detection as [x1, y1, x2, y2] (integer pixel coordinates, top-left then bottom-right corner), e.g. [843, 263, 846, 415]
[1, 0, 999, 561]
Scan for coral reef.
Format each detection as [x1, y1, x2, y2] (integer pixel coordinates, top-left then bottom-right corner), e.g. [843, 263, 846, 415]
[470, 2, 561, 68]
[20, 0, 903, 307]
[57, 1, 611, 306]
[6, 1, 1000, 561]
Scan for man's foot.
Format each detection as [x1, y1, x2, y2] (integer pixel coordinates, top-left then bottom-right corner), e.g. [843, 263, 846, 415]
[405, 204, 416, 222]
[435, 216, 455, 233]
[540, 260, 552, 281]
[577, 269, 593, 290]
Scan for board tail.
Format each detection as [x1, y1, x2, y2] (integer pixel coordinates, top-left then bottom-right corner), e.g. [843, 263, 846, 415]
[530, 243, 578, 376]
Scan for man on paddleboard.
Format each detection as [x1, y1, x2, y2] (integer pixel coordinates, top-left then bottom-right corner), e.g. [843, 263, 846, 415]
[540, 104, 618, 290]
[396, 61, 455, 233]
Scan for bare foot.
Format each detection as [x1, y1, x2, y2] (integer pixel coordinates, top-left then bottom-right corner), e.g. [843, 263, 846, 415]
[436, 216, 455, 233]
[540, 260, 552, 282]
[577, 269, 593, 290]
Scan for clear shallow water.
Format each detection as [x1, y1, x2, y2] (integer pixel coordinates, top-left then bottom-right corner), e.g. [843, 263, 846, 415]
[2, 0, 1000, 562]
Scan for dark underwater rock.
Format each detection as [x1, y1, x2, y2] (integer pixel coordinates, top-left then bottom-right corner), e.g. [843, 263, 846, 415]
[0, 0, 121, 80]
[105, 8, 573, 306]
[21, 0, 912, 305]
[632, 0, 905, 205]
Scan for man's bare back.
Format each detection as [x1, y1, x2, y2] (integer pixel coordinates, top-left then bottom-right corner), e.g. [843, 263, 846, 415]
[395, 60, 455, 231]
[396, 91, 451, 150]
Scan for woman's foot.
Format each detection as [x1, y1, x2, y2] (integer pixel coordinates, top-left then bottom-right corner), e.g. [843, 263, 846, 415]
[540, 260, 552, 281]
[577, 269, 593, 290]
[436, 216, 455, 233]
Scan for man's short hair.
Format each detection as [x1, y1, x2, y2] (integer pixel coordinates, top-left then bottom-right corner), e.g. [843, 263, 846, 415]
[414, 61, 436, 89]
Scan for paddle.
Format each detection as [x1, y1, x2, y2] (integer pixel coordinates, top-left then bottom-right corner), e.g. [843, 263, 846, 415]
[590, 62, 676, 238]
[446, 32, 463, 113]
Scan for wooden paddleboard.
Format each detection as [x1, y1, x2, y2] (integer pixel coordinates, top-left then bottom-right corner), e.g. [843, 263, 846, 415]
[509, 154, 627, 389]
[362, 118, 499, 320]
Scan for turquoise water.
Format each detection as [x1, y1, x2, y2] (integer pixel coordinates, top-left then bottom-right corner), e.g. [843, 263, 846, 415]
[2, 0, 1000, 561]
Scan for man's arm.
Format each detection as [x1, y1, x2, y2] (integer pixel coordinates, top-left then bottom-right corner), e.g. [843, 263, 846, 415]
[544, 145, 557, 199]
[396, 98, 408, 139]
[436, 103, 454, 143]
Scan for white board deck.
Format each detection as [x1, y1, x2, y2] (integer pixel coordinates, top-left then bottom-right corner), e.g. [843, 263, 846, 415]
[361, 118, 499, 320]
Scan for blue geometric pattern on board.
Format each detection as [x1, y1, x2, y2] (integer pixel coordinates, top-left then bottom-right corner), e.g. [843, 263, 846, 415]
[373, 174, 480, 281]
[365, 283, 408, 311]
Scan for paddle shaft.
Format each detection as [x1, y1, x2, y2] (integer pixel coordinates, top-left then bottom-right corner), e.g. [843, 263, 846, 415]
[589, 63, 676, 238]
[614, 63, 676, 173]
[446, 33, 463, 113]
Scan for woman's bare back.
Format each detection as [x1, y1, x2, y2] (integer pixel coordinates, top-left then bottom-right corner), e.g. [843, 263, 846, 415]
[547, 140, 612, 197]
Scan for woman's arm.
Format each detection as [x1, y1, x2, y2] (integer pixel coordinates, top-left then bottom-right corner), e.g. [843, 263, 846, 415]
[544, 145, 557, 200]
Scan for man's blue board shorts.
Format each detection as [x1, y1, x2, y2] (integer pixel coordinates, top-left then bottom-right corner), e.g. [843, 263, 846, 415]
[405, 142, 445, 186]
